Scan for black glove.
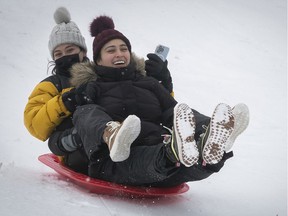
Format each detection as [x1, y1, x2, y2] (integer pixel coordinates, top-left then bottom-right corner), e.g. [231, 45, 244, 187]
[145, 53, 170, 81]
[83, 82, 100, 104]
[145, 53, 173, 93]
[62, 84, 88, 112]
[59, 128, 82, 152]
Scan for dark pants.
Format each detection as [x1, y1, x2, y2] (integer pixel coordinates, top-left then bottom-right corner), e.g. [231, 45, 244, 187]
[88, 143, 232, 187]
[73, 104, 112, 160]
[73, 104, 231, 187]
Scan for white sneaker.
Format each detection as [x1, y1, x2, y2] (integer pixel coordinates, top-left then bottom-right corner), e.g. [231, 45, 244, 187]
[225, 103, 250, 152]
[173, 103, 199, 167]
[202, 103, 234, 164]
[103, 115, 141, 162]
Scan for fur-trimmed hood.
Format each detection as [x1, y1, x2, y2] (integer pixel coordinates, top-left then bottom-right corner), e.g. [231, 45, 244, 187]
[70, 53, 146, 87]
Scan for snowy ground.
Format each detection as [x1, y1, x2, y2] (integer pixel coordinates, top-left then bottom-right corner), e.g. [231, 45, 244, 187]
[0, 0, 287, 215]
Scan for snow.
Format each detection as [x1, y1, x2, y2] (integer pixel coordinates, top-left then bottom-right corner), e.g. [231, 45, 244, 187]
[0, 0, 286, 215]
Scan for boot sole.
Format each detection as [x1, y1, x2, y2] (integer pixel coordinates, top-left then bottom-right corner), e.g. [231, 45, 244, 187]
[110, 115, 141, 162]
[173, 103, 199, 167]
[202, 103, 234, 164]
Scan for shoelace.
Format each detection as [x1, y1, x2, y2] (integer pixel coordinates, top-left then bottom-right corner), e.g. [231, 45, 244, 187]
[162, 134, 172, 144]
[162, 125, 173, 144]
[198, 125, 209, 153]
[162, 125, 173, 134]
[105, 121, 121, 149]
[199, 125, 208, 139]
[202, 125, 208, 130]
[162, 125, 179, 161]
[106, 121, 120, 132]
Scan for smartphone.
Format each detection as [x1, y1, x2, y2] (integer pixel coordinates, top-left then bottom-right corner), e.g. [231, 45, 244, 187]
[154, 45, 170, 62]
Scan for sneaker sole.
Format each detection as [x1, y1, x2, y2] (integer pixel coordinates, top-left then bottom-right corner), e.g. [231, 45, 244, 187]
[173, 103, 199, 167]
[202, 103, 234, 164]
[110, 115, 141, 162]
[225, 103, 249, 152]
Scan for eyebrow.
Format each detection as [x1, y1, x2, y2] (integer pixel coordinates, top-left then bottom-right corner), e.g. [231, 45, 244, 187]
[65, 45, 76, 49]
[104, 44, 127, 50]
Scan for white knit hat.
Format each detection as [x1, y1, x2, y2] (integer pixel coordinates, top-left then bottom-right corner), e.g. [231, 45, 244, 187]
[48, 7, 87, 58]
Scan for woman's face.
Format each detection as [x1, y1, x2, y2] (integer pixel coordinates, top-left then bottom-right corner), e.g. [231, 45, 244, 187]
[53, 44, 86, 61]
[97, 39, 130, 68]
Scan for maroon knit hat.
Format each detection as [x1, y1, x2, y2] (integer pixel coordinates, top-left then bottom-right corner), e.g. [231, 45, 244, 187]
[90, 16, 132, 62]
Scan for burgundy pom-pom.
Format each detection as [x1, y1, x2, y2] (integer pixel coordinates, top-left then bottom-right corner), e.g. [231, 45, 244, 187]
[90, 16, 115, 37]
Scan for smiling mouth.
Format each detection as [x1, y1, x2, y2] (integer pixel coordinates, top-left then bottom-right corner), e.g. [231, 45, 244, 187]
[113, 60, 125, 65]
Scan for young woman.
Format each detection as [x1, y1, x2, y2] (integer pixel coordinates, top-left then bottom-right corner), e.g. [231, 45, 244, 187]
[23, 7, 91, 172]
[24, 8, 175, 173]
[67, 15, 249, 187]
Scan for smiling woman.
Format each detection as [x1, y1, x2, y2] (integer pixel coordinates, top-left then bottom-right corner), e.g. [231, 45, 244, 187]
[96, 39, 131, 68]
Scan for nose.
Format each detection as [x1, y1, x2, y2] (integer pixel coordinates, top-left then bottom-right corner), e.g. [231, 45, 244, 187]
[115, 49, 123, 57]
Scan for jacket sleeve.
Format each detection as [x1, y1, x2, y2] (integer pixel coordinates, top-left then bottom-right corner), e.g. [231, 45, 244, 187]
[24, 81, 72, 141]
[150, 78, 177, 128]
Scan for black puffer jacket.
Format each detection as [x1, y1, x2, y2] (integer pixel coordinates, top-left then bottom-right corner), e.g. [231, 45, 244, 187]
[70, 54, 177, 146]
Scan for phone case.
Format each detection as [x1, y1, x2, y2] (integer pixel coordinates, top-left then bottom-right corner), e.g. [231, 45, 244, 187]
[155, 45, 170, 61]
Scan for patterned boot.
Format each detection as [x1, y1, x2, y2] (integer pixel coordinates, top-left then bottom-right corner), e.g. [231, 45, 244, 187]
[225, 103, 250, 152]
[169, 103, 199, 167]
[201, 103, 235, 165]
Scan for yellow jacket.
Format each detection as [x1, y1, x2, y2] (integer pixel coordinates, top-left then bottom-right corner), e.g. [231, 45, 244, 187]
[24, 75, 72, 141]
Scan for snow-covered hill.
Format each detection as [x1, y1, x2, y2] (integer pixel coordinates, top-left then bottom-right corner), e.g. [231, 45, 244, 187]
[0, 0, 286, 215]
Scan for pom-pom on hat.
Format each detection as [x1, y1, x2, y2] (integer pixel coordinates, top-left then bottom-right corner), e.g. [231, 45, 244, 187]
[90, 16, 131, 62]
[48, 7, 87, 58]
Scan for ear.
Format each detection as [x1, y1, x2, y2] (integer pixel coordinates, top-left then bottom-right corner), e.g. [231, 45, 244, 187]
[95, 54, 102, 65]
[96, 58, 102, 65]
